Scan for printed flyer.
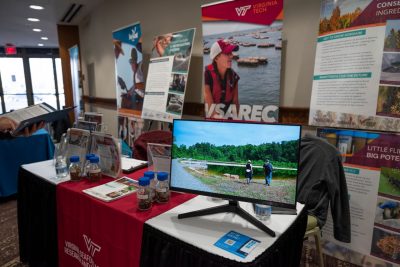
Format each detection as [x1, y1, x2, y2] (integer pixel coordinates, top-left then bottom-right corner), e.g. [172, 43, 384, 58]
[141, 28, 195, 123]
[316, 128, 400, 266]
[202, 0, 283, 122]
[309, 0, 400, 131]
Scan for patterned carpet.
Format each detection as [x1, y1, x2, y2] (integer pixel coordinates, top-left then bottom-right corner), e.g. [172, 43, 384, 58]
[0, 196, 27, 267]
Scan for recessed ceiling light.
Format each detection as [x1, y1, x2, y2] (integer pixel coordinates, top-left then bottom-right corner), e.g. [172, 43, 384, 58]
[38, 43, 44, 47]
[41, 37, 48, 40]
[33, 28, 42, 32]
[27, 18, 40, 22]
[29, 5, 44, 10]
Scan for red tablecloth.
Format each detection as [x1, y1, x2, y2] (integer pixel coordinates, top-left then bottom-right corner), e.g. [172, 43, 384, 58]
[57, 169, 195, 267]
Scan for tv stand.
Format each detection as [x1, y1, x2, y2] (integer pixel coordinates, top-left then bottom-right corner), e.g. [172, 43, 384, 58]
[178, 200, 276, 237]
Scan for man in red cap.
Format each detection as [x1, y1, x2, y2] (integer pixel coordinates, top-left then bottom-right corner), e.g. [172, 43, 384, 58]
[204, 39, 240, 119]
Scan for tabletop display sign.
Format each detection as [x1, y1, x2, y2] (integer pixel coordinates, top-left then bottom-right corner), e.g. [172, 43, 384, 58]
[309, 0, 400, 131]
[90, 132, 121, 178]
[141, 28, 195, 123]
[76, 120, 98, 132]
[214, 230, 260, 258]
[65, 128, 91, 165]
[317, 128, 400, 266]
[201, 0, 283, 122]
[113, 22, 145, 117]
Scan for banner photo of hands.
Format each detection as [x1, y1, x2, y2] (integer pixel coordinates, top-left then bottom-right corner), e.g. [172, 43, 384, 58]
[202, 0, 283, 122]
[113, 22, 145, 156]
[309, 0, 400, 131]
[113, 22, 145, 116]
[141, 28, 195, 123]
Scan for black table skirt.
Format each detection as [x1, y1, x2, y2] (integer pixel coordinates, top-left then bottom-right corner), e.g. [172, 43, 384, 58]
[17, 167, 58, 267]
[140, 207, 307, 267]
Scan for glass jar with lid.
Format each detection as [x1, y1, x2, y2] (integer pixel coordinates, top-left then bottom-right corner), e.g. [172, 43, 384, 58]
[137, 177, 152, 211]
[144, 171, 156, 202]
[69, 155, 81, 181]
[156, 172, 170, 203]
[87, 155, 102, 182]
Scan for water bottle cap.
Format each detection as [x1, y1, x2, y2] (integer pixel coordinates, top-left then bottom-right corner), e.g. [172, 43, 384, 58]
[89, 156, 100, 163]
[86, 153, 95, 160]
[70, 155, 80, 163]
[139, 177, 150, 186]
[144, 171, 155, 179]
[157, 172, 168, 181]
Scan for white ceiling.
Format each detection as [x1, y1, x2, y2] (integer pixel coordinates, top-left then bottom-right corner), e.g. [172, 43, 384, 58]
[0, 0, 103, 48]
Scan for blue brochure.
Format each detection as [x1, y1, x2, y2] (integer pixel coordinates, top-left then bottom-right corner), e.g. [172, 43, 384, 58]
[214, 230, 260, 258]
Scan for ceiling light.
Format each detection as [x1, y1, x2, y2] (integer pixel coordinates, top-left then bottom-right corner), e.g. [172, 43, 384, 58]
[38, 43, 44, 47]
[41, 37, 48, 40]
[29, 5, 44, 10]
[33, 28, 42, 32]
[27, 18, 40, 22]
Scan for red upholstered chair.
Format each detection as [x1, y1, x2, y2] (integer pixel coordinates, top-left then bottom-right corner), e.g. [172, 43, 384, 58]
[133, 130, 172, 160]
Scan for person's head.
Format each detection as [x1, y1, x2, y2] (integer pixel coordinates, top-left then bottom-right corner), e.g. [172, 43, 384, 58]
[248, 160, 251, 163]
[266, 159, 269, 163]
[129, 48, 138, 72]
[210, 40, 239, 71]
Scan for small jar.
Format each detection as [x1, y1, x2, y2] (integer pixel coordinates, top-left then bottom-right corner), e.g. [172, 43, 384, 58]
[156, 172, 170, 203]
[87, 155, 102, 182]
[144, 171, 156, 202]
[137, 177, 152, 211]
[69, 156, 81, 181]
[83, 153, 95, 177]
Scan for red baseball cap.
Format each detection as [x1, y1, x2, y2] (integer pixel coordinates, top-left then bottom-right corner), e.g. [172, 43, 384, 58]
[210, 39, 239, 60]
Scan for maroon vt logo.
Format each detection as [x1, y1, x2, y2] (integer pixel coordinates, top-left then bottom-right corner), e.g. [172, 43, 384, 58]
[235, 5, 251, 16]
[83, 234, 101, 257]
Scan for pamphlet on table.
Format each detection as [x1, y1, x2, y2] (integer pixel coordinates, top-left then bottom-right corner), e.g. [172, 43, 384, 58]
[214, 230, 260, 258]
[82, 176, 138, 202]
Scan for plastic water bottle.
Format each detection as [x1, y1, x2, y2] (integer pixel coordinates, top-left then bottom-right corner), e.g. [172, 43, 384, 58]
[55, 156, 68, 179]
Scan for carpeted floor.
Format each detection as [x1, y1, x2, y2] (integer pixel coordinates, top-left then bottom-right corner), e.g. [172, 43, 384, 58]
[0, 196, 27, 267]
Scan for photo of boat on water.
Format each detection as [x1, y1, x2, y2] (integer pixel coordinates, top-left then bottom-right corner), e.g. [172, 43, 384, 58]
[203, 21, 282, 107]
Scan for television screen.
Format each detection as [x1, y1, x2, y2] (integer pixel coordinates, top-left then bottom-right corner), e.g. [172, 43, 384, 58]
[170, 120, 301, 209]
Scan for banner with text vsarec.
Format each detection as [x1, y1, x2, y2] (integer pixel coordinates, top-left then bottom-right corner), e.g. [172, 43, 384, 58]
[112, 22, 145, 156]
[309, 0, 400, 131]
[316, 128, 400, 266]
[141, 28, 195, 123]
[202, 0, 283, 122]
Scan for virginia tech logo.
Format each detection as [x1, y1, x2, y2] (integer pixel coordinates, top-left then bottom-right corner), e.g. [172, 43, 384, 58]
[235, 5, 251, 16]
[83, 234, 101, 257]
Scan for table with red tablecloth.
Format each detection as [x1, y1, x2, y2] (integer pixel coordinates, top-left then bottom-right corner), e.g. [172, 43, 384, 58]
[56, 169, 194, 267]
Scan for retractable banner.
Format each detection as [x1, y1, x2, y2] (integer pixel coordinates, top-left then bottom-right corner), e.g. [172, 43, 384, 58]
[201, 0, 283, 122]
[112, 22, 145, 156]
[141, 28, 195, 123]
[316, 128, 400, 266]
[309, 0, 400, 131]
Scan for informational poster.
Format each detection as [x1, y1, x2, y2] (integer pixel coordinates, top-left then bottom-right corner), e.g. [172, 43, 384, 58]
[309, 0, 400, 131]
[201, 0, 283, 122]
[113, 22, 145, 156]
[316, 128, 400, 266]
[141, 28, 195, 123]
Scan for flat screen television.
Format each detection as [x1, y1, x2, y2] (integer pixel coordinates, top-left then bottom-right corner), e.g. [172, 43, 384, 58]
[170, 119, 302, 236]
[170, 120, 301, 235]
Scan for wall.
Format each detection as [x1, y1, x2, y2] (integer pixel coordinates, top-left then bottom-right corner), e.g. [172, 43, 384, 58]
[78, 0, 321, 136]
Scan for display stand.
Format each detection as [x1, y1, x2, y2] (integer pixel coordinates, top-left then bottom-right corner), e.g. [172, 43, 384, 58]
[178, 200, 276, 237]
